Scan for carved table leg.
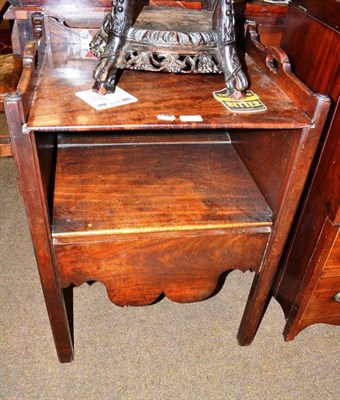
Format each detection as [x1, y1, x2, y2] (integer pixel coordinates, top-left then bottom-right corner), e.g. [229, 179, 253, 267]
[91, 0, 136, 95]
[215, 0, 248, 98]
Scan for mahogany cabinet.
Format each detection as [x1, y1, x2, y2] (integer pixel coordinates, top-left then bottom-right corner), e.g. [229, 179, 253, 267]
[274, 0, 340, 340]
[4, 1, 329, 362]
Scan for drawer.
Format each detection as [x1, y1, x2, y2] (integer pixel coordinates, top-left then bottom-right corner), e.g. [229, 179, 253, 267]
[54, 228, 270, 306]
[324, 229, 340, 272]
[303, 275, 340, 321]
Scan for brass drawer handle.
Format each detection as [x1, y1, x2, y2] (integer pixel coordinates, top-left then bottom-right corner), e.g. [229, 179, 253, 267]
[332, 292, 340, 302]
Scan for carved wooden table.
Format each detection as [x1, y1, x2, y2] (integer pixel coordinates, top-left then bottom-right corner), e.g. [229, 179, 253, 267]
[5, 17, 329, 361]
[90, 0, 248, 98]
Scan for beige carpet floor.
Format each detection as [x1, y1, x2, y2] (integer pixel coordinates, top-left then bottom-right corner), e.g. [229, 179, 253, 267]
[0, 118, 339, 399]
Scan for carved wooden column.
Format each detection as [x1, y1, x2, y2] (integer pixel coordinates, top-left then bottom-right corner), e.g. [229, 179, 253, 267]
[214, 0, 248, 97]
[91, 0, 136, 94]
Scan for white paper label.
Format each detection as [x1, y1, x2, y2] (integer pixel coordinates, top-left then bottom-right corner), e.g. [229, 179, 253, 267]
[179, 115, 203, 122]
[75, 87, 138, 110]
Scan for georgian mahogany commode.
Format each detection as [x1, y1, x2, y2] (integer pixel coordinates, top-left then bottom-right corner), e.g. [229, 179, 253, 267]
[4, 1, 330, 362]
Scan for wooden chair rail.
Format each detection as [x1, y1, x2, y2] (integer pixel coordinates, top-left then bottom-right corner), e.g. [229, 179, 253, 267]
[245, 22, 329, 120]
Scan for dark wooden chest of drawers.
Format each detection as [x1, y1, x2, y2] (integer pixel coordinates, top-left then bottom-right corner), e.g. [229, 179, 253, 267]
[274, 0, 340, 340]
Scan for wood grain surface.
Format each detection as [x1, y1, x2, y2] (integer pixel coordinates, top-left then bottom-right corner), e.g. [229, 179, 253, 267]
[324, 232, 340, 272]
[27, 47, 312, 131]
[281, 3, 340, 102]
[54, 229, 269, 305]
[301, 275, 340, 321]
[52, 133, 273, 237]
[0, 54, 22, 111]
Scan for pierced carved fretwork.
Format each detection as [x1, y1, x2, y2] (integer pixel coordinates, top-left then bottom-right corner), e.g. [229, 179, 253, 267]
[123, 50, 221, 73]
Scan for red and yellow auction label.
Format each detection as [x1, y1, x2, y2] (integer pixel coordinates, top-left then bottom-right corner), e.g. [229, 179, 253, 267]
[213, 89, 267, 113]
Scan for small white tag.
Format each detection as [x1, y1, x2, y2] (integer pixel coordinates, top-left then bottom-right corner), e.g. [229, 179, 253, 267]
[157, 114, 176, 121]
[179, 115, 203, 122]
[75, 87, 138, 110]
